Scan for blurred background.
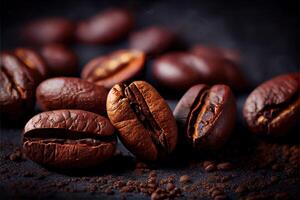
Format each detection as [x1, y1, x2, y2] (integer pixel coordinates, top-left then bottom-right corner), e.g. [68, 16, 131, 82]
[1, 0, 299, 88]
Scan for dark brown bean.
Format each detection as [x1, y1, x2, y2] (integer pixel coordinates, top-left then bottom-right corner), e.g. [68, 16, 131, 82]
[204, 164, 216, 172]
[216, 162, 233, 171]
[75, 8, 133, 44]
[14, 48, 48, 82]
[191, 45, 241, 65]
[36, 77, 108, 115]
[81, 49, 145, 89]
[173, 84, 236, 150]
[23, 110, 116, 168]
[179, 175, 190, 184]
[22, 17, 75, 45]
[0, 52, 36, 120]
[152, 50, 246, 91]
[40, 43, 78, 76]
[106, 81, 178, 161]
[243, 73, 300, 136]
[129, 26, 176, 56]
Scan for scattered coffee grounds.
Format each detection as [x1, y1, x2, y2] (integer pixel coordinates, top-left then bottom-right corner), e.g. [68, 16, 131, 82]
[1, 130, 299, 199]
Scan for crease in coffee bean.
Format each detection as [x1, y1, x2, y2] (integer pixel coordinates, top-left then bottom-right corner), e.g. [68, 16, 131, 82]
[187, 87, 225, 147]
[1, 65, 24, 98]
[186, 88, 210, 143]
[91, 52, 136, 81]
[15, 50, 36, 71]
[122, 83, 169, 153]
[256, 94, 300, 133]
[24, 129, 115, 145]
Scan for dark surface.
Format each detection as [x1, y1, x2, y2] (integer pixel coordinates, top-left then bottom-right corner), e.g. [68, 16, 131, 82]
[1, 0, 300, 199]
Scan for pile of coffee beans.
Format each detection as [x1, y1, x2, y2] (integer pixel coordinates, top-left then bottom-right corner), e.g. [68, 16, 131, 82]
[0, 6, 299, 199]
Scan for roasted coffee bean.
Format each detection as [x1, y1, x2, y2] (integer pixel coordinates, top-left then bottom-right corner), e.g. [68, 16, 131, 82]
[243, 73, 300, 137]
[129, 26, 176, 56]
[81, 50, 145, 88]
[14, 48, 48, 82]
[23, 110, 116, 168]
[0, 52, 36, 120]
[191, 45, 241, 65]
[22, 17, 75, 45]
[107, 81, 178, 161]
[75, 8, 133, 44]
[191, 45, 246, 91]
[173, 84, 236, 150]
[40, 44, 78, 76]
[152, 51, 246, 91]
[36, 77, 108, 115]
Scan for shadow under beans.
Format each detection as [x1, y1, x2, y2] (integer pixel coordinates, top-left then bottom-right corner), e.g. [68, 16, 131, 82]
[42, 153, 136, 177]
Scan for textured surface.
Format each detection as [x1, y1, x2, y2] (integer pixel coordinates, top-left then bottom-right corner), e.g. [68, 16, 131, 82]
[23, 110, 116, 168]
[107, 81, 177, 161]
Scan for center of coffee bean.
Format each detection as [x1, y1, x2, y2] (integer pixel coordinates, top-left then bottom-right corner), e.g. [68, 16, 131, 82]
[186, 88, 221, 146]
[123, 83, 169, 153]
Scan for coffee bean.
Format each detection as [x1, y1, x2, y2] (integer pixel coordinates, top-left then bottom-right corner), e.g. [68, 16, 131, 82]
[14, 48, 48, 82]
[152, 51, 246, 91]
[191, 45, 246, 91]
[0, 52, 36, 120]
[129, 26, 176, 56]
[191, 45, 241, 65]
[107, 81, 178, 161]
[204, 164, 216, 172]
[217, 162, 233, 171]
[36, 77, 108, 115]
[40, 43, 78, 76]
[81, 49, 145, 89]
[75, 8, 133, 44]
[22, 17, 75, 45]
[166, 183, 175, 191]
[179, 175, 190, 184]
[23, 110, 116, 168]
[203, 160, 215, 168]
[8, 149, 25, 162]
[243, 73, 300, 137]
[174, 84, 236, 150]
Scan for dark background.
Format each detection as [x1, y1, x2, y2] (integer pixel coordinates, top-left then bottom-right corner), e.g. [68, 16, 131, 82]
[1, 0, 299, 86]
[1, 0, 300, 199]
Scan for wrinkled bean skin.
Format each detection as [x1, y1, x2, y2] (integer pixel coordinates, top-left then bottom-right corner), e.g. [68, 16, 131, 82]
[129, 26, 176, 56]
[75, 9, 133, 44]
[23, 110, 116, 168]
[152, 51, 246, 91]
[0, 52, 36, 120]
[243, 73, 300, 137]
[81, 50, 145, 89]
[36, 77, 108, 115]
[22, 17, 75, 45]
[107, 81, 178, 161]
[14, 48, 48, 82]
[174, 84, 236, 150]
[40, 44, 78, 76]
